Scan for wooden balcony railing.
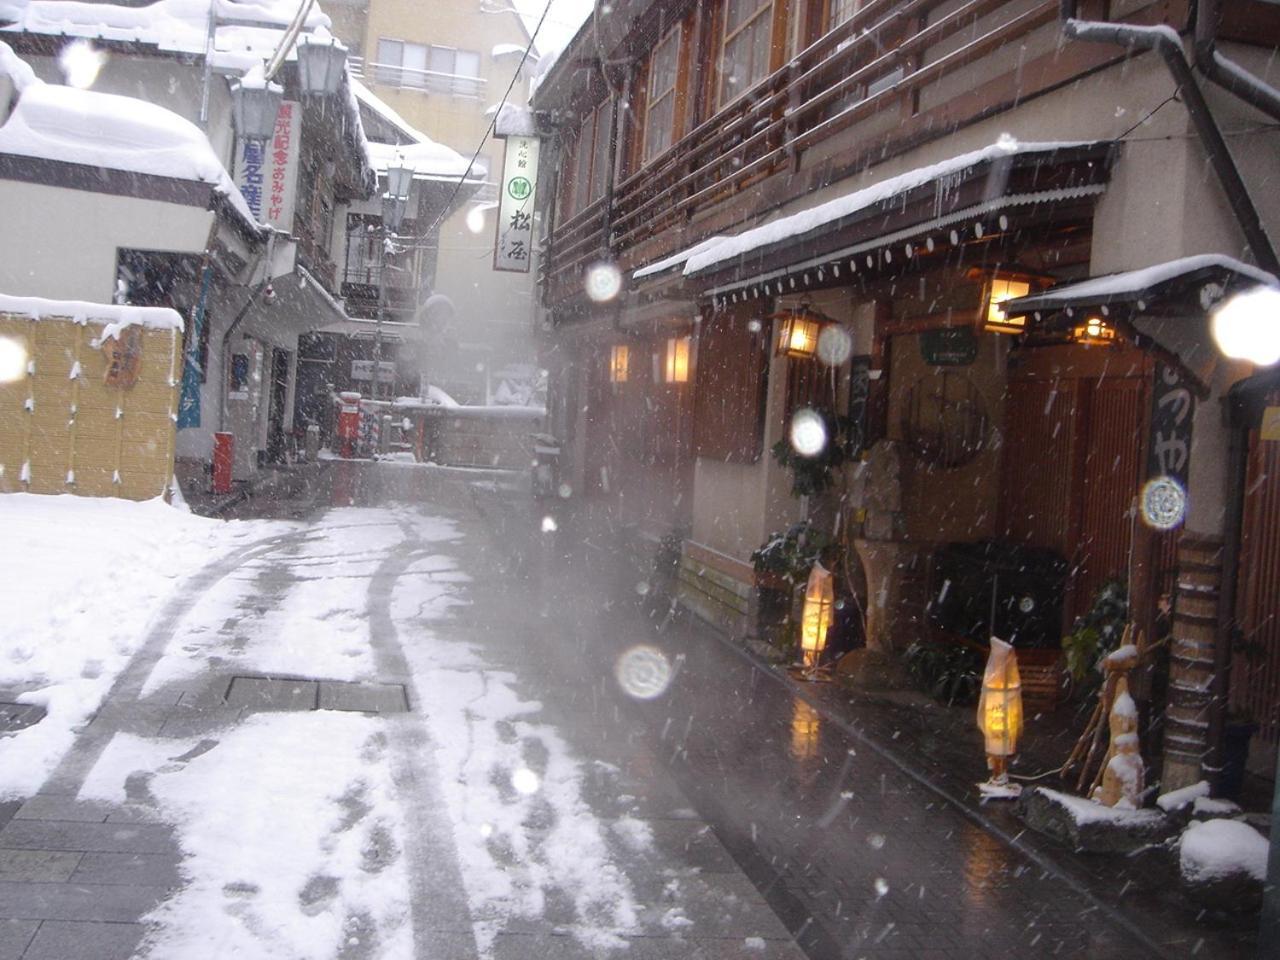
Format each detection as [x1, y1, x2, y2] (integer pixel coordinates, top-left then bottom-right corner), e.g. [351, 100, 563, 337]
[542, 0, 1165, 310]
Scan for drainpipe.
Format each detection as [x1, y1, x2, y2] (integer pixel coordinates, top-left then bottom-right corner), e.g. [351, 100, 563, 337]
[218, 230, 276, 432]
[1059, 1, 1280, 277]
[1193, 0, 1280, 124]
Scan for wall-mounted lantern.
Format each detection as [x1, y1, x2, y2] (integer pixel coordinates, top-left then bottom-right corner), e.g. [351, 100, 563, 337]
[385, 154, 415, 202]
[296, 29, 348, 97]
[1071, 315, 1117, 345]
[773, 304, 828, 359]
[231, 63, 283, 143]
[794, 563, 834, 682]
[977, 637, 1024, 798]
[664, 335, 690, 383]
[981, 274, 1033, 334]
[609, 344, 629, 383]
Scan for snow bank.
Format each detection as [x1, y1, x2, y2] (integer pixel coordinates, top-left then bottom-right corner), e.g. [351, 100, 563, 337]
[671, 138, 1101, 278]
[0, 493, 280, 796]
[1035, 787, 1165, 826]
[0, 292, 183, 330]
[1180, 818, 1268, 882]
[0, 79, 259, 228]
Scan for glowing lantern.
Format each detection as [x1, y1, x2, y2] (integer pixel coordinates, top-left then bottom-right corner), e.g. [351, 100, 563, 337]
[977, 637, 1023, 797]
[1072, 315, 1116, 345]
[799, 563, 834, 676]
[774, 307, 825, 359]
[664, 335, 690, 383]
[609, 344, 629, 383]
[982, 275, 1032, 334]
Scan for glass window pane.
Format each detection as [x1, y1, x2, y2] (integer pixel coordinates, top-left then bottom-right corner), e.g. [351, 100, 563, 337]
[402, 42, 428, 88]
[376, 39, 402, 86]
[455, 51, 481, 78]
[592, 102, 612, 200]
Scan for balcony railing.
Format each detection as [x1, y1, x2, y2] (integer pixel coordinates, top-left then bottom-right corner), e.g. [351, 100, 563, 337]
[542, 0, 1164, 307]
[348, 56, 486, 98]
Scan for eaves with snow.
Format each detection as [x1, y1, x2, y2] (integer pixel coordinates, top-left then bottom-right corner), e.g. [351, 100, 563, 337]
[0, 41, 262, 234]
[352, 77, 486, 184]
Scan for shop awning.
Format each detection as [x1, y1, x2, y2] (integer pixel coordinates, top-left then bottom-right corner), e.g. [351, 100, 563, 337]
[1002, 254, 1277, 319]
[631, 139, 1120, 299]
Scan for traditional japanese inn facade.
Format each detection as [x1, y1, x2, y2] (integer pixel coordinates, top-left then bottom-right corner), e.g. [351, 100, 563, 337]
[531, 0, 1280, 793]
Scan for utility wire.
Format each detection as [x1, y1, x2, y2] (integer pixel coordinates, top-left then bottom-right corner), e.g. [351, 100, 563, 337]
[412, 0, 557, 243]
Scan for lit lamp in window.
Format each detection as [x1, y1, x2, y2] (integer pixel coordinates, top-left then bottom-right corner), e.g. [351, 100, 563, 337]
[664, 335, 690, 383]
[977, 638, 1024, 798]
[981, 275, 1033, 334]
[609, 344, 629, 383]
[794, 563, 834, 682]
[773, 305, 826, 359]
[1071, 315, 1117, 345]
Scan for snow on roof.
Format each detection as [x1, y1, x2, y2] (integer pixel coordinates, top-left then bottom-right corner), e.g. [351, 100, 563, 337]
[490, 101, 536, 137]
[351, 77, 481, 182]
[1007, 254, 1278, 310]
[1180, 818, 1268, 882]
[682, 138, 1103, 277]
[0, 74, 260, 228]
[0, 37, 35, 90]
[491, 42, 531, 59]
[0, 291, 184, 329]
[2, 0, 331, 72]
[633, 235, 730, 281]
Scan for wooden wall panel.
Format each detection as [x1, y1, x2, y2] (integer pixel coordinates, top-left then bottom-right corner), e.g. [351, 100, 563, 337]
[999, 377, 1077, 554]
[693, 305, 770, 463]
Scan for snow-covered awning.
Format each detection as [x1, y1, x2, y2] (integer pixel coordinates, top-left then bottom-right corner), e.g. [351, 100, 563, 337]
[1002, 254, 1278, 318]
[632, 138, 1119, 297]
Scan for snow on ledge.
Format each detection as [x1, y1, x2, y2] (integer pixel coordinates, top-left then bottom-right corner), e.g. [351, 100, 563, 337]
[0, 39, 36, 91]
[1156, 780, 1210, 813]
[680, 138, 1104, 277]
[1180, 818, 1268, 882]
[1010, 254, 1278, 306]
[1036, 787, 1166, 826]
[0, 292, 183, 331]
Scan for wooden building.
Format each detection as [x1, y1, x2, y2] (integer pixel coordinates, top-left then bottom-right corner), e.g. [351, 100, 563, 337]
[532, 0, 1280, 791]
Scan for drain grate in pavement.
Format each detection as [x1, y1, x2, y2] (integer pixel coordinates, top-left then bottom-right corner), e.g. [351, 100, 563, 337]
[0, 702, 46, 736]
[225, 676, 408, 714]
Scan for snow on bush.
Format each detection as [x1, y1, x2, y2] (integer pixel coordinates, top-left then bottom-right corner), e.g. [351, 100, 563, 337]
[1180, 818, 1268, 882]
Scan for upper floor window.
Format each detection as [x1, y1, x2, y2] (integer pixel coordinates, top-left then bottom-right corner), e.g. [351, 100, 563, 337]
[375, 39, 482, 97]
[568, 100, 613, 216]
[642, 26, 681, 165]
[719, 0, 774, 105]
[828, 0, 865, 29]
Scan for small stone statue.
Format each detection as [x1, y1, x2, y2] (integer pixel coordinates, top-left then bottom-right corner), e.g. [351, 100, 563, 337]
[1097, 673, 1144, 808]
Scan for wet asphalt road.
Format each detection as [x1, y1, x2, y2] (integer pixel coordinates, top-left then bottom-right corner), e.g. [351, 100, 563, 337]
[272, 462, 1183, 959]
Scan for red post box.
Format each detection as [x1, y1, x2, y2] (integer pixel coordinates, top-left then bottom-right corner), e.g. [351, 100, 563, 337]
[212, 432, 234, 495]
[337, 391, 362, 459]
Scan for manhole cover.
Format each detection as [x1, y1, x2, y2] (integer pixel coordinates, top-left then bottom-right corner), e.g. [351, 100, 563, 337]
[225, 677, 408, 714]
[0, 702, 46, 735]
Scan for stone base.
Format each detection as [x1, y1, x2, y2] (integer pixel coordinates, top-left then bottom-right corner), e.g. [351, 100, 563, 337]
[1017, 786, 1176, 853]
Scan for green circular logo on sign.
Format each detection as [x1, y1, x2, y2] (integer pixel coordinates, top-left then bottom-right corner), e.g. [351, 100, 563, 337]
[508, 177, 532, 200]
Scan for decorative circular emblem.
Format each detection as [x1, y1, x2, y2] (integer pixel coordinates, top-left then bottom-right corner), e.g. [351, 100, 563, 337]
[507, 176, 532, 200]
[1018, 596, 1036, 614]
[1142, 475, 1187, 531]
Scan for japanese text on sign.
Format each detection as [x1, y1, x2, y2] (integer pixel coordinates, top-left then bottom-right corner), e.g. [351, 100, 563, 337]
[1147, 363, 1194, 486]
[234, 101, 300, 230]
[494, 136, 539, 273]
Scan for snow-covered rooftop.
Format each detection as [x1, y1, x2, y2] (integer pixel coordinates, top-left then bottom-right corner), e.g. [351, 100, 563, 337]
[1, 0, 330, 72]
[0, 33, 35, 89]
[1005, 254, 1278, 315]
[679, 138, 1104, 278]
[0, 64, 260, 228]
[352, 77, 483, 182]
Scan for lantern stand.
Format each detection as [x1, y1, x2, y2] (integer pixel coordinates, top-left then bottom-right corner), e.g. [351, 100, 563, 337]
[789, 563, 835, 683]
[370, 155, 415, 401]
[977, 637, 1024, 799]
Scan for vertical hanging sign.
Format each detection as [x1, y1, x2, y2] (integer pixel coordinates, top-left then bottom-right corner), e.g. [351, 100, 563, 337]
[235, 101, 301, 230]
[493, 135, 539, 273]
[1147, 363, 1194, 487]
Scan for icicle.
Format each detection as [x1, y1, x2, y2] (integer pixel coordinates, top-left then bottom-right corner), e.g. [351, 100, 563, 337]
[26, 359, 35, 376]
[68, 361, 81, 380]
[974, 222, 984, 238]
[20, 461, 30, 483]
[998, 214, 1009, 231]
[66, 469, 75, 485]
[833, 263, 840, 277]
[788, 277, 796, 289]
[23, 397, 33, 412]
[803, 273, 811, 285]
[884, 249, 892, 263]
[949, 229, 959, 245]
[817, 268, 825, 281]
[115, 407, 123, 419]
[904, 243, 913, 259]
[926, 237, 936, 252]
[113, 470, 121, 485]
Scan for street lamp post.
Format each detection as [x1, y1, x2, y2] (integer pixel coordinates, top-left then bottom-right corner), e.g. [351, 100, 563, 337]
[372, 156, 414, 401]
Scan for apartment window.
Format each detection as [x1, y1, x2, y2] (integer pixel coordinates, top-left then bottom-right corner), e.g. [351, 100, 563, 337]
[375, 38, 482, 96]
[719, 0, 774, 105]
[642, 26, 681, 164]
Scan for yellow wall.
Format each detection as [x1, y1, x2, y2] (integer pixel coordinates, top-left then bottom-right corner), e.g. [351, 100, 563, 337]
[0, 313, 180, 500]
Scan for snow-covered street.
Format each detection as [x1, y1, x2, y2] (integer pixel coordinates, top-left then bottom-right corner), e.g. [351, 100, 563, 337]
[0, 485, 799, 959]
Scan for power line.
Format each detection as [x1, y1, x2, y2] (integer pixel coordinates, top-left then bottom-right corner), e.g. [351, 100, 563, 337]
[413, 0, 556, 243]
